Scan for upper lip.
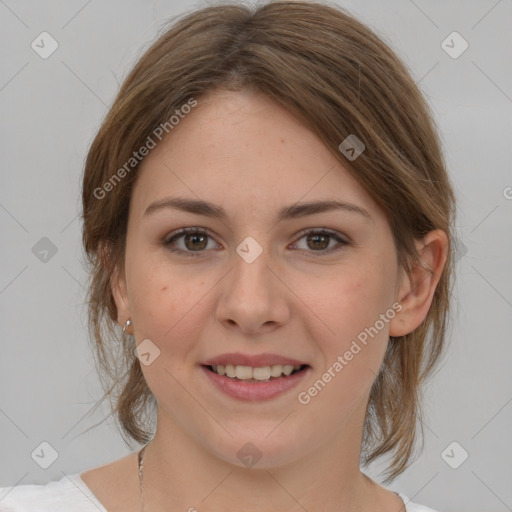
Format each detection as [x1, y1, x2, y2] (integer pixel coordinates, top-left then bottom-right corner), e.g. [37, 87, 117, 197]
[203, 352, 308, 367]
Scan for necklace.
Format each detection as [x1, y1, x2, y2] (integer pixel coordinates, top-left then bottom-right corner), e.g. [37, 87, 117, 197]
[138, 444, 148, 511]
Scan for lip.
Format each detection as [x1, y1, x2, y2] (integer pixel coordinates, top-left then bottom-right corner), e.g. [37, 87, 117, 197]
[201, 364, 311, 402]
[203, 352, 308, 367]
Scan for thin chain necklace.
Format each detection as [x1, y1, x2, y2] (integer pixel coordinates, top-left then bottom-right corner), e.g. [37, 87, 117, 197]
[138, 444, 148, 512]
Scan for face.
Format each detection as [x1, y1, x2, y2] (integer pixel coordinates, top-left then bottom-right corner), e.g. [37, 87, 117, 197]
[113, 88, 406, 468]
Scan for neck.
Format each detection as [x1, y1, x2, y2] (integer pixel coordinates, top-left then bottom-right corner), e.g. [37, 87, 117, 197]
[137, 415, 385, 512]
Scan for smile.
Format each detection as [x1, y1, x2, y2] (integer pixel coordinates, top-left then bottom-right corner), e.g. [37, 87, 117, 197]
[201, 362, 310, 401]
[208, 363, 305, 381]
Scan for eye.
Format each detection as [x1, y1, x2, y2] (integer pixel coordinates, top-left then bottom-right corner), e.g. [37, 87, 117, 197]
[163, 227, 348, 258]
[291, 228, 348, 255]
[163, 227, 221, 257]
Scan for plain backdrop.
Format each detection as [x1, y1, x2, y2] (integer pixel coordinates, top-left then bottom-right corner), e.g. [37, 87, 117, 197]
[0, 1, 511, 511]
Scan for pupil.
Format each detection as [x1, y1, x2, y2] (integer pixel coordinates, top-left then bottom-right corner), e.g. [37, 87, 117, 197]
[186, 233, 207, 250]
[308, 234, 329, 250]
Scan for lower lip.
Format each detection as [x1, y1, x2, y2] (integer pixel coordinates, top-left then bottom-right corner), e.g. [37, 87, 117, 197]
[201, 365, 310, 402]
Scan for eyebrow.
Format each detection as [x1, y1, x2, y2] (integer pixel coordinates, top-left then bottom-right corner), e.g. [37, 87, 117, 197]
[144, 196, 372, 222]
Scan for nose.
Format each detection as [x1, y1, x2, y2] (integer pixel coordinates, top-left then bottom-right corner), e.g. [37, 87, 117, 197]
[215, 243, 290, 335]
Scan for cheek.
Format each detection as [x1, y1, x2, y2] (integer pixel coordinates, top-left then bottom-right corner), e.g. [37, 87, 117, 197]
[296, 268, 393, 423]
[307, 257, 396, 370]
[127, 252, 217, 355]
[320, 267, 392, 331]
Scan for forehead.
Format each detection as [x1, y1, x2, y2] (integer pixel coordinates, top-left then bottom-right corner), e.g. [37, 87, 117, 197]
[131, 89, 383, 223]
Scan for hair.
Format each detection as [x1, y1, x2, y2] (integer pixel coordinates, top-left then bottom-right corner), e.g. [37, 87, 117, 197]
[81, 0, 456, 482]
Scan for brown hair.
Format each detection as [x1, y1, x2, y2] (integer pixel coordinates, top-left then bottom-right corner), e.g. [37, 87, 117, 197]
[81, 0, 456, 481]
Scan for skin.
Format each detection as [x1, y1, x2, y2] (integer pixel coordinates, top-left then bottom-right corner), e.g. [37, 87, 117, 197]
[82, 88, 448, 512]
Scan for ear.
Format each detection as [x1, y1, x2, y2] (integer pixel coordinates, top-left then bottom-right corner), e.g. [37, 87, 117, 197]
[100, 241, 131, 330]
[111, 263, 131, 330]
[389, 229, 449, 337]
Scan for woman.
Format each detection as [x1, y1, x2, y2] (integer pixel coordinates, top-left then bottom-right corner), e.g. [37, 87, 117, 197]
[0, 1, 455, 510]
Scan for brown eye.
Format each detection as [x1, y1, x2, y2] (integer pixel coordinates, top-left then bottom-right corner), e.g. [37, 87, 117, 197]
[183, 232, 208, 251]
[306, 233, 330, 251]
[164, 228, 219, 257]
[293, 229, 348, 255]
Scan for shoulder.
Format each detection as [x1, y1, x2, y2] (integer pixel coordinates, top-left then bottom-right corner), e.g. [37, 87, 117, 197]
[0, 473, 106, 512]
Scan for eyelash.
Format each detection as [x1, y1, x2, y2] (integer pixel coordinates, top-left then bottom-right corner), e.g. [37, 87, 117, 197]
[163, 227, 348, 258]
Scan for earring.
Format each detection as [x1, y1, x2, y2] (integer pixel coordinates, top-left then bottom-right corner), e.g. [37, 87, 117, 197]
[122, 319, 132, 333]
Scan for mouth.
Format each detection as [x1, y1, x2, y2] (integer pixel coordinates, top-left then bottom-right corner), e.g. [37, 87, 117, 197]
[200, 357, 311, 401]
[203, 363, 308, 382]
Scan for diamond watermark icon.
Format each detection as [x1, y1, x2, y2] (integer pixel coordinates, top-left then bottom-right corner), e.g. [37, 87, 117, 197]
[441, 32, 468, 59]
[31, 441, 59, 469]
[31, 31, 59, 59]
[236, 236, 263, 263]
[237, 442, 262, 467]
[32, 237, 58, 263]
[441, 441, 469, 469]
[135, 338, 161, 366]
[338, 134, 365, 161]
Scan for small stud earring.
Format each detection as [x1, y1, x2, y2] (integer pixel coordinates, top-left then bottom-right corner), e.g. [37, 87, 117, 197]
[122, 319, 132, 333]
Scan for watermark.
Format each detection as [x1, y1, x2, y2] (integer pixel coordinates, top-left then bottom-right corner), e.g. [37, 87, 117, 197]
[236, 236, 263, 263]
[338, 134, 365, 161]
[32, 236, 58, 263]
[31, 31, 59, 59]
[237, 442, 263, 467]
[441, 31, 469, 59]
[441, 441, 469, 469]
[297, 301, 402, 405]
[31, 441, 59, 469]
[134, 338, 161, 366]
[93, 97, 198, 200]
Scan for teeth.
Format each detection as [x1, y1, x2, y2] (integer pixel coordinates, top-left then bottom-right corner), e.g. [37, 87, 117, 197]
[211, 363, 302, 380]
[253, 366, 271, 380]
[235, 365, 253, 379]
[270, 364, 284, 377]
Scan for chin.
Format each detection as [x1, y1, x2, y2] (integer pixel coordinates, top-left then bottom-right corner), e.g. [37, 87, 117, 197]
[200, 427, 310, 471]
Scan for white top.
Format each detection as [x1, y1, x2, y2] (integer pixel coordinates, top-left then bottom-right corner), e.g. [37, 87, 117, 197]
[0, 473, 438, 511]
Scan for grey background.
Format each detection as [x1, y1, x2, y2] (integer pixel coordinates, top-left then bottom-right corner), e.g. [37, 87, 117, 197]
[0, 1, 511, 511]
